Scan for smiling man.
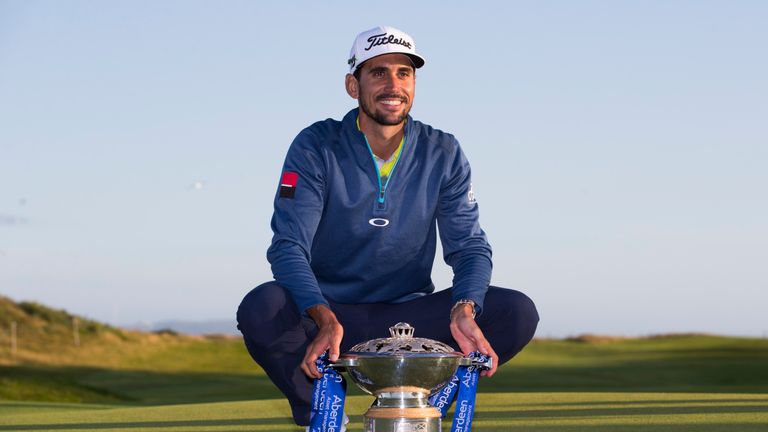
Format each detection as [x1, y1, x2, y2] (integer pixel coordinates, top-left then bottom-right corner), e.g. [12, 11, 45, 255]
[237, 26, 539, 429]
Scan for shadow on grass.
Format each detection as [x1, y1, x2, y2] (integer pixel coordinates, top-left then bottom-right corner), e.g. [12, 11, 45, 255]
[483, 349, 768, 394]
[527, 397, 768, 407]
[2, 340, 767, 407]
[0, 418, 293, 431]
[4, 404, 767, 431]
[0, 365, 281, 405]
[477, 403, 768, 420]
[475, 425, 768, 432]
[0, 402, 109, 410]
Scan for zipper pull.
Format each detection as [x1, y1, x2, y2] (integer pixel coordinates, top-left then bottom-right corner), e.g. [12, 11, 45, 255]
[377, 188, 386, 209]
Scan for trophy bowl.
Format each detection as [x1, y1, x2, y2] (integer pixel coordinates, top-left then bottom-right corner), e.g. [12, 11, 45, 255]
[335, 352, 467, 396]
[331, 322, 491, 432]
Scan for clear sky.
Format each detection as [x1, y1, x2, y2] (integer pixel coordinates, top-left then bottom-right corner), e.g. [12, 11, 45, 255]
[1, 1, 766, 337]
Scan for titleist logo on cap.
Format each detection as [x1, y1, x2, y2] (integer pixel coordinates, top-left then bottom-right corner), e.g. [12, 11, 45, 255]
[364, 32, 413, 51]
[348, 26, 425, 72]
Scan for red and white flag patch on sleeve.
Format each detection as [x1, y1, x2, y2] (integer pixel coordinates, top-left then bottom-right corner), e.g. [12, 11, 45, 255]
[279, 171, 298, 199]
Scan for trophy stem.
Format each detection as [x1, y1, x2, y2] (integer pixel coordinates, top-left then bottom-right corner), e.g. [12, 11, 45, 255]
[365, 387, 441, 432]
[364, 407, 441, 432]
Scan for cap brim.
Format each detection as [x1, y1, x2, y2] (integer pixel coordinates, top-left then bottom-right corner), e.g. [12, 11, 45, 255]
[407, 54, 425, 69]
[353, 53, 425, 73]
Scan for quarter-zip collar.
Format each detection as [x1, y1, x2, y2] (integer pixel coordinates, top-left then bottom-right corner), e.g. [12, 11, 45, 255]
[341, 109, 416, 207]
[357, 115, 404, 204]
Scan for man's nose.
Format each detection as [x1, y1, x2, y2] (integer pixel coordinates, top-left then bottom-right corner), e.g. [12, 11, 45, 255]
[382, 72, 399, 89]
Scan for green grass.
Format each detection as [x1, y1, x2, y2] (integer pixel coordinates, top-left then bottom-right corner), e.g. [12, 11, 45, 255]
[2, 336, 767, 431]
[2, 393, 767, 431]
[1, 296, 767, 430]
[498, 335, 768, 393]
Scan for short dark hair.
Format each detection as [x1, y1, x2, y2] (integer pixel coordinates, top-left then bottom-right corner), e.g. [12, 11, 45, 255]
[352, 61, 416, 81]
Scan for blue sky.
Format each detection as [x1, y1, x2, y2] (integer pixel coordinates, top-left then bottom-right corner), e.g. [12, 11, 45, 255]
[1, 0, 766, 337]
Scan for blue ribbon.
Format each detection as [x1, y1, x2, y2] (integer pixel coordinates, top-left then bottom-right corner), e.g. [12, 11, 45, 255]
[429, 352, 489, 432]
[450, 352, 488, 432]
[428, 372, 460, 417]
[309, 354, 346, 432]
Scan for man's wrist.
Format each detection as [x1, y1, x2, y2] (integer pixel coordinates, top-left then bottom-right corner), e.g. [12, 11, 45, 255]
[450, 299, 476, 320]
[306, 304, 338, 327]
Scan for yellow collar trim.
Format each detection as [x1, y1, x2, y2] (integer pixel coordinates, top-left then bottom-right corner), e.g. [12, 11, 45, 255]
[357, 115, 404, 178]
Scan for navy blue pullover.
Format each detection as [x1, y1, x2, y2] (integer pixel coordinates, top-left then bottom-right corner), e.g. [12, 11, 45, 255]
[267, 109, 492, 315]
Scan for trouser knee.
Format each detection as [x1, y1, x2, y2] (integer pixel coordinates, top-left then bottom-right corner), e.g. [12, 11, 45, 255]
[510, 290, 539, 347]
[482, 287, 539, 364]
[236, 281, 299, 347]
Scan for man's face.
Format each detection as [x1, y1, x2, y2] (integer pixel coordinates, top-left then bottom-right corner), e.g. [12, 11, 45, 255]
[353, 54, 416, 126]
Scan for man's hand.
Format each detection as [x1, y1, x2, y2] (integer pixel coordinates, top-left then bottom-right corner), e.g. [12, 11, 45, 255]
[449, 303, 499, 377]
[301, 304, 344, 379]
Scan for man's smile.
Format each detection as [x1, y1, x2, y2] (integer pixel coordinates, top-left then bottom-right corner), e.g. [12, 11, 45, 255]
[377, 94, 408, 108]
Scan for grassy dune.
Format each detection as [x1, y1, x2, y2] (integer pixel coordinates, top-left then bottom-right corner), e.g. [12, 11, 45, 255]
[1, 296, 767, 430]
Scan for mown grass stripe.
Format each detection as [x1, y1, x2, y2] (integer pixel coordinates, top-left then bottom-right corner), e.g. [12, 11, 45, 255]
[2, 393, 767, 432]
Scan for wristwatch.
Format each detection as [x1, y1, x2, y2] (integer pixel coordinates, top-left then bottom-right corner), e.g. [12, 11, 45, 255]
[450, 299, 476, 319]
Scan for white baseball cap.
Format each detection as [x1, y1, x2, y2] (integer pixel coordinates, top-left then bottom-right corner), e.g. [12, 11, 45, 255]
[347, 26, 425, 74]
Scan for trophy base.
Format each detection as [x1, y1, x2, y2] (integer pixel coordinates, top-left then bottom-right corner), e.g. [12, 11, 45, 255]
[364, 407, 441, 432]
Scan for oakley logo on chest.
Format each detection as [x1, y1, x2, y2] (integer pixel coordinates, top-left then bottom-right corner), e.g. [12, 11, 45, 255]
[368, 218, 390, 227]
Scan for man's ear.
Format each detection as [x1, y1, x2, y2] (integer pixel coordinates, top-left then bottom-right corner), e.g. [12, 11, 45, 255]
[345, 74, 359, 99]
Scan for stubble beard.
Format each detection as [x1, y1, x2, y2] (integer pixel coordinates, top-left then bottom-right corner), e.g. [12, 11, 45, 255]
[359, 97, 410, 126]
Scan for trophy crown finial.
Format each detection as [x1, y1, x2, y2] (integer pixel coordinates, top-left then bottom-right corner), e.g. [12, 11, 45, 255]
[389, 322, 415, 338]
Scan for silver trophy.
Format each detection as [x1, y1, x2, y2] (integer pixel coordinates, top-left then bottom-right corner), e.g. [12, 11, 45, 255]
[332, 322, 492, 432]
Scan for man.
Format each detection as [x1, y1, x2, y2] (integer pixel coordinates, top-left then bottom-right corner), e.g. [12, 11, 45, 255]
[237, 26, 539, 428]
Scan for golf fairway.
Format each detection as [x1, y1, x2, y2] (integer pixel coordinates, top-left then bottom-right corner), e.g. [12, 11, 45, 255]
[2, 392, 767, 431]
[3, 301, 767, 432]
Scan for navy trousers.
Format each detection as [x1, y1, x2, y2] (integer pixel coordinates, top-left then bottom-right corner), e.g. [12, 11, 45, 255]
[236, 282, 539, 426]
